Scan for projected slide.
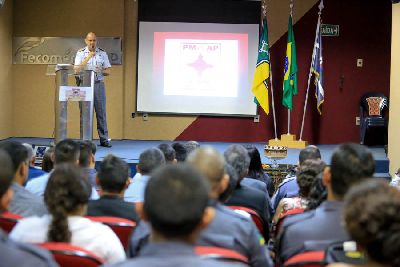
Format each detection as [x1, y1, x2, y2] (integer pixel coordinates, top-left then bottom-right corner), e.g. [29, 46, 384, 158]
[137, 22, 259, 116]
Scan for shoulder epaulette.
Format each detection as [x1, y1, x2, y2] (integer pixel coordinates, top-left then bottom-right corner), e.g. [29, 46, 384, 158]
[78, 47, 85, 52]
[98, 47, 105, 51]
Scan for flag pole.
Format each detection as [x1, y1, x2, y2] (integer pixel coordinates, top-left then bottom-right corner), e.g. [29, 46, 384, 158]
[287, 0, 294, 135]
[262, 1, 278, 140]
[299, 0, 324, 141]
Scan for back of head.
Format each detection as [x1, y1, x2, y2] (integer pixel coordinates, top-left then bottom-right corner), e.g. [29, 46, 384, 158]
[299, 145, 321, 165]
[172, 142, 187, 162]
[245, 144, 263, 173]
[22, 143, 34, 162]
[42, 147, 55, 172]
[0, 149, 14, 205]
[184, 141, 200, 156]
[223, 144, 250, 181]
[44, 163, 91, 242]
[78, 140, 96, 168]
[138, 148, 165, 174]
[54, 139, 80, 165]
[157, 143, 176, 163]
[144, 164, 209, 238]
[187, 146, 225, 192]
[296, 159, 326, 198]
[0, 140, 28, 175]
[330, 143, 375, 198]
[219, 163, 239, 203]
[344, 179, 400, 266]
[98, 154, 129, 193]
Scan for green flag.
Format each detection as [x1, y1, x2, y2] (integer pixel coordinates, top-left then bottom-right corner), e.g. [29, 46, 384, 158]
[252, 18, 270, 115]
[282, 15, 298, 110]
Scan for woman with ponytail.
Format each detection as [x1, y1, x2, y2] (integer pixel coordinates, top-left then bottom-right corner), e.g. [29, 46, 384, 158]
[10, 163, 126, 264]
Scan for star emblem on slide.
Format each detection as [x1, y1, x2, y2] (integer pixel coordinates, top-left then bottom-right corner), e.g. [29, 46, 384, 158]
[188, 54, 213, 76]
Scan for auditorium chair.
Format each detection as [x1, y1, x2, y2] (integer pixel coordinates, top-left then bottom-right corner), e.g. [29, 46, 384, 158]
[324, 241, 365, 265]
[227, 206, 265, 236]
[272, 208, 305, 238]
[359, 92, 388, 145]
[37, 242, 104, 267]
[85, 216, 136, 250]
[0, 212, 23, 233]
[283, 251, 325, 267]
[195, 246, 250, 266]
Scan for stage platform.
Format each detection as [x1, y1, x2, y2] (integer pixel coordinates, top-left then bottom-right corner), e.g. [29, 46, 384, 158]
[6, 137, 390, 178]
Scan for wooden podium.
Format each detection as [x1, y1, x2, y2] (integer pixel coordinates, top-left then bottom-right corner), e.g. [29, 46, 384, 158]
[268, 134, 308, 149]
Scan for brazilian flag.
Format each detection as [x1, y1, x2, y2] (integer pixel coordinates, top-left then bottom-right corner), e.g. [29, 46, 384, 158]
[251, 18, 270, 115]
[282, 15, 298, 110]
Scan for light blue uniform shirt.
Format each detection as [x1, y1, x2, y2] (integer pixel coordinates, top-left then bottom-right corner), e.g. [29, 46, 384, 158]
[74, 47, 111, 81]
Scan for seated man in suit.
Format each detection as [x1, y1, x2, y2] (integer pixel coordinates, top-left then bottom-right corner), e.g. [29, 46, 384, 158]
[0, 141, 47, 217]
[87, 154, 140, 222]
[276, 143, 375, 264]
[129, 147, 273, 267]
[78, 140, 98, 188]
[111, 164, 234, 267]
[224, 144, 271, 239]
[0, 149, 57, 267]
[22, 143, 47, 185]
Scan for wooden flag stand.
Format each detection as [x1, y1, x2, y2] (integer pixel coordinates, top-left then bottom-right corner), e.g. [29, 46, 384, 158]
[268, 134, 307, 149]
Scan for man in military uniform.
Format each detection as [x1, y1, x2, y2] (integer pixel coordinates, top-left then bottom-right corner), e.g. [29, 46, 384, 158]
[74, 32, 112, 148]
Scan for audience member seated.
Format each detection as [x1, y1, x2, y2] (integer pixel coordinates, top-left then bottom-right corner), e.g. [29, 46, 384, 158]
[219, 163, 240, 203]
[79, 140, 98, 188]
[23, 143, 47, 185]
[0, 141, 47, 217]
[129, 147, 273, 267]
[0, 149, 58, 267]
[327, 179, 400, 267]
[184, 140, 200, 156]
[41, 147, 54, 173]
[26, 139, 79, 196]
[110, 164, 234, 267]
[276, 143, 375, 264]
[172, 142, 187, 162]
[272, 145, 322, 212]
[224, 144, 271, 239]
[245, 144, 274, 197]
[124, 148, 165, 202]
[88, 155, 140, 222]
[157, 143, 177, 164]
[10, 164, 126, 264]
[272, 159, 326, 224]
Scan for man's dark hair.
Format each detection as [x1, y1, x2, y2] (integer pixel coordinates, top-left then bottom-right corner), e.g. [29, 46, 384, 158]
[98, 154, 130, 193]
[219, 163, 239, 203]
[0, 141, 29, 174]
[138, 148, 165, 174]
[54, 139, 80, 164]
[157, 143, 176, 163]
[79, 140, 96, 168]
[223, 144, 250, 182]
[172, 142, 187, 162]
[330, 143, 375, 198]
[184, 141, 200, 156]
[0, 149, 14, 199]
[144, 164, 209, 238]
[299, 145, 321, 165]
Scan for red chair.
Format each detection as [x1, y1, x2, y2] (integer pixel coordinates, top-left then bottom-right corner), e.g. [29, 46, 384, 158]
[37, 242, 104, 267]
[283, 251, 325, 267]
[85, 216, 136, 250]
[195, 246, 249, 265]
[227, 206, 265, 236]
[273, 208, 305, 238]
[0, 212, 23, 233]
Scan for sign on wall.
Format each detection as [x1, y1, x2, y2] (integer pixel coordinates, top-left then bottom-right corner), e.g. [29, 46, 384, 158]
[321, 24, 339, 37]
[13, 37, 122, 65]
